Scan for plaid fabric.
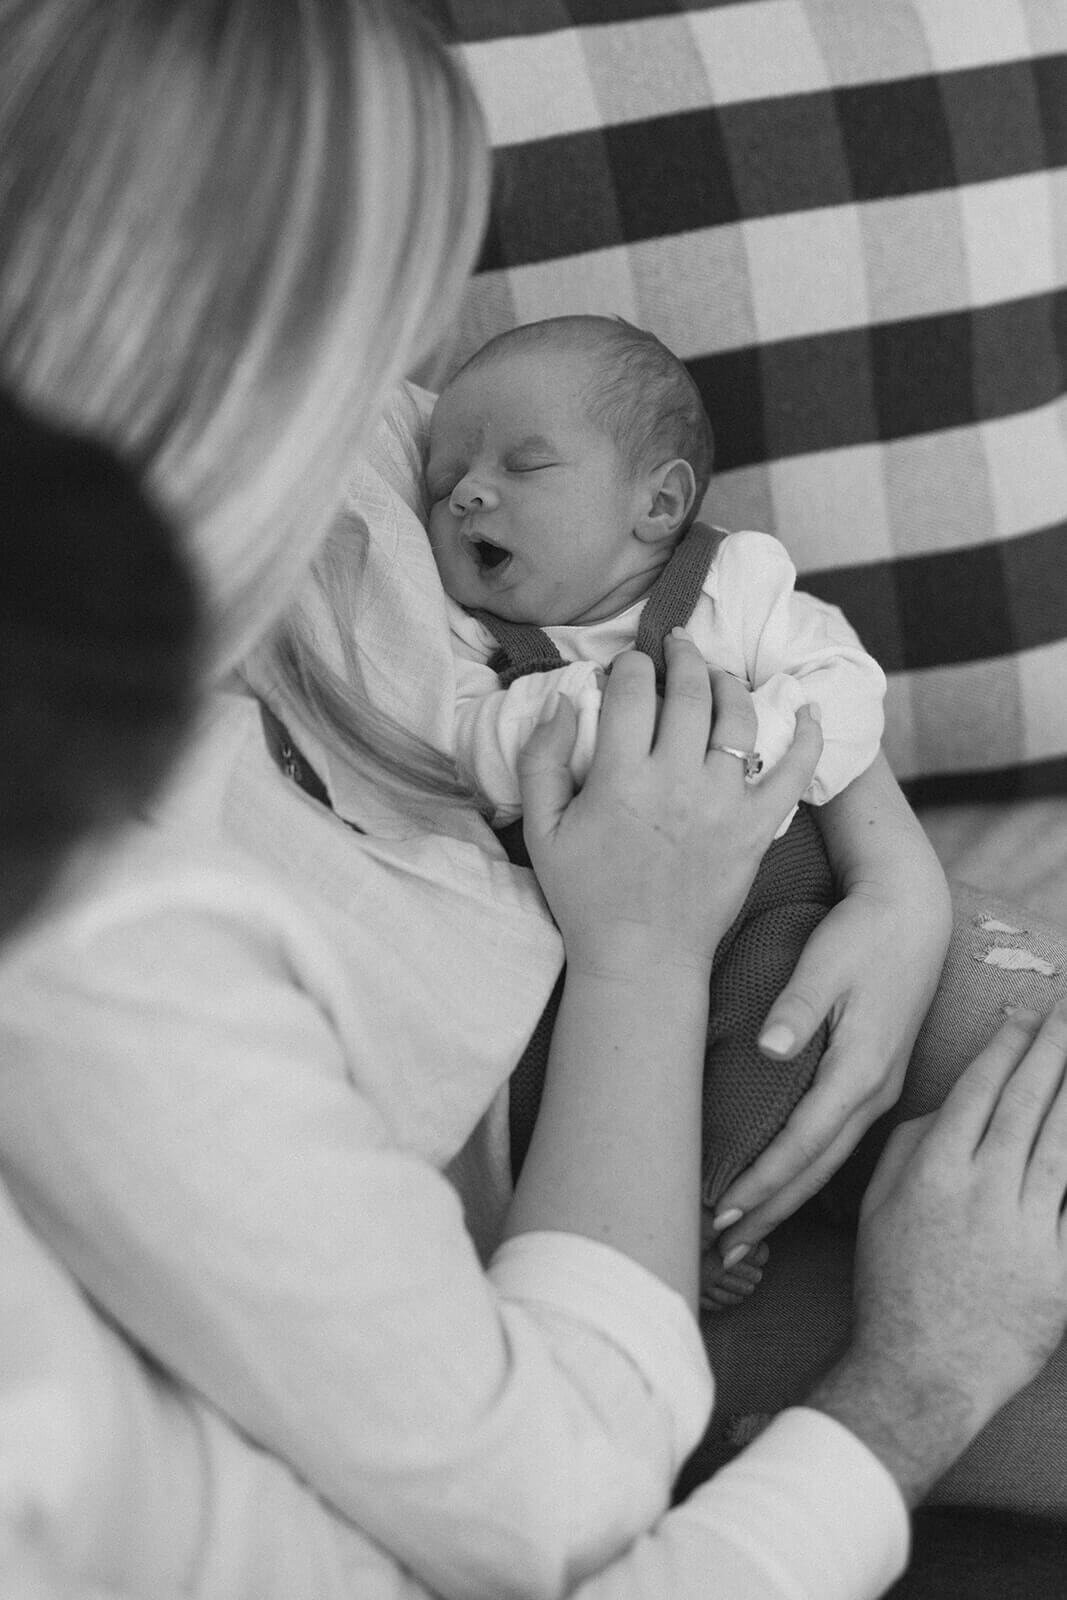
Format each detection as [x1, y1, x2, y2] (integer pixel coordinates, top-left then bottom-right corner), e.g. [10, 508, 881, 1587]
[426, 0, 1067, 803]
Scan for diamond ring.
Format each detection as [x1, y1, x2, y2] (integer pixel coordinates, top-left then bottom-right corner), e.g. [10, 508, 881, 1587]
[708, 743, 764, 780]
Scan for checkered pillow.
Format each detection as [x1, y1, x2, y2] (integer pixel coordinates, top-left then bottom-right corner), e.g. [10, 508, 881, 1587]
[428, 0, 1067, 804]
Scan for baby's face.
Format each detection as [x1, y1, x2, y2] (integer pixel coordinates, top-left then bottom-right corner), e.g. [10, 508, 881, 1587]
[426, 345, 652, 626]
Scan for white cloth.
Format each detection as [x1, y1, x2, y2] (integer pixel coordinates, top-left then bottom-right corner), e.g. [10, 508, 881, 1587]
[446, 529, 887, 830]
[0, 384, 907, 1600]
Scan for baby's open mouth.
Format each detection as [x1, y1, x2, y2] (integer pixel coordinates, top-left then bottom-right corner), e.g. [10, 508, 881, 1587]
[470, 536, 511, 574]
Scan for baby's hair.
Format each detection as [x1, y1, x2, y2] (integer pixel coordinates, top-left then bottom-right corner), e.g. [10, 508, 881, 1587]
[456, 315, 714, 526]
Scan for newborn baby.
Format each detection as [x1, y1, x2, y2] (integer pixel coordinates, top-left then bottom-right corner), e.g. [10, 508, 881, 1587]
[425, 316, 886, 1304]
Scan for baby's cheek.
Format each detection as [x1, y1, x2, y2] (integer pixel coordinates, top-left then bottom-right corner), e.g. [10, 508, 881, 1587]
[426, 507, 452, 559]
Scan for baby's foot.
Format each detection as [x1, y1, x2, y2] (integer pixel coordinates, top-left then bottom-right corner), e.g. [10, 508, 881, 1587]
[699, 1237, 770, 1311]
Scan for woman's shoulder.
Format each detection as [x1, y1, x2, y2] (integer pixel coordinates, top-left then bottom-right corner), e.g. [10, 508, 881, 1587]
[55, 829, 301, 949]
[41, 690, 310, 940]
[0, 688, 341, 1002]
[0, 821, 326, 1027]
[0, 814, 365, 1140]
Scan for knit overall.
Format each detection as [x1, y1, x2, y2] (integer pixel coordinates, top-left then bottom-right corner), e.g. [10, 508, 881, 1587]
[489, 523, 836, 1212]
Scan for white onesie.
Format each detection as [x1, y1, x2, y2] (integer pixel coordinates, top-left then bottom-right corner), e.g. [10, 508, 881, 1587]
[444, 529, 887, 832]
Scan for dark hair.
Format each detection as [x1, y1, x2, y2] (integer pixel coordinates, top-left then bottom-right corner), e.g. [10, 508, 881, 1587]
[457, 315, 715, 525]
[0, 391, 200, 934]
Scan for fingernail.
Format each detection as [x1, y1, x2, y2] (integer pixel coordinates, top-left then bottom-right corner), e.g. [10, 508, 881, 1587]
[669, 626, 690, 641]
[722, 1244, 750, 1268]
[711, 1207, 743, 1231]
[805, 700, 822, 724]
[760, 1023, 794, 1056]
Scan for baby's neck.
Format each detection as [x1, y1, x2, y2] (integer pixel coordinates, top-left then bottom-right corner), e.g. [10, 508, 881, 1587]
[561, 544, 675, 627]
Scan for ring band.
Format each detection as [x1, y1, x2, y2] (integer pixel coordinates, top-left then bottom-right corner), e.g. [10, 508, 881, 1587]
[708, 743, 764, 780]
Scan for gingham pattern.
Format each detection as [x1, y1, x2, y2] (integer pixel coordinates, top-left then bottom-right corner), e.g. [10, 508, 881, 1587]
[428, 0, 1067, 802]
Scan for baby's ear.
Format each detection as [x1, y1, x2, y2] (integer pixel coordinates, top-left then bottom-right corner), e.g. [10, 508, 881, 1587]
[634, 459, 696, 544]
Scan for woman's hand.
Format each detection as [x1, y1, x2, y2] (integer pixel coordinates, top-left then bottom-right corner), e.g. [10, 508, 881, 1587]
[518, 633, 824, 981]
[811, 1002, 1067, 1505]
[712, 754, 952, 1253]
[508, 633, 822, 1305]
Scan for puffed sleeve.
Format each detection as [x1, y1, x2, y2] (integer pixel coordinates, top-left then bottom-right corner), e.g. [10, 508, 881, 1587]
[451, 653, 606, 822]
[712, 531, 886, 806]
[0, 881, 711, 1600]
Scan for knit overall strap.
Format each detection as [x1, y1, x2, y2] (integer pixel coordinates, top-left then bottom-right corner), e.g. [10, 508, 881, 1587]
[470, 611, 566, 688]
[632, 521, 727, 683]
[473, 521, 727, 689]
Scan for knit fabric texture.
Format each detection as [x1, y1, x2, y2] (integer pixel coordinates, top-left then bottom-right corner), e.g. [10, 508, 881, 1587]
[700, 806, 833, 1206]
[632, 523, 725, 684]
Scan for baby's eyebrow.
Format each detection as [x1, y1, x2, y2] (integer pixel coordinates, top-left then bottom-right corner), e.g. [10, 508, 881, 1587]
[424, 431, 557, 488]
[510, 433, 557, 455]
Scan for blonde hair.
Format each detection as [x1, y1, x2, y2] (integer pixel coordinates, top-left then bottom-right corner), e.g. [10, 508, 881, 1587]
[0, 0, 489, 801]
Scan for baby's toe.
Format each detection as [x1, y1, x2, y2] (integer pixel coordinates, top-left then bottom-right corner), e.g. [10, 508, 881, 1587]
[700, 1248, 767, 1312]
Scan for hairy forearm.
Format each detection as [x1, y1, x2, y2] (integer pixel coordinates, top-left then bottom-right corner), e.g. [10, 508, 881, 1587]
[503, 962, 710, 1311]
[808, 1346, 986, 1509]
[808, 760, 964, 1506]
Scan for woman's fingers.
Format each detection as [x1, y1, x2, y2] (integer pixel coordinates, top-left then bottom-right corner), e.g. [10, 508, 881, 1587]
[715, 1086, 876, 1252]
[592, 648, 659, 769]
[517, 695, 579, 839]
[702, 666, 758, 770]
[652, 630, 711, 763]
[980, 1003, 1067, 1161]
[1025, 1016, 1067, 1215]
[755, 908, 842, 1062]
[931, 1007, 1049, 1157]
[746, 704, 823, 823]
[724, 1005, 1067, 1254]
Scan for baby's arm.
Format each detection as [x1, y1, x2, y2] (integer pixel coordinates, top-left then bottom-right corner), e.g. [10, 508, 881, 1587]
[717, 532, 886, 804]
[452, 653, 605, 823]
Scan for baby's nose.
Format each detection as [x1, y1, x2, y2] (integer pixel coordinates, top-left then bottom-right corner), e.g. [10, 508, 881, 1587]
[450, 474, 498, 515]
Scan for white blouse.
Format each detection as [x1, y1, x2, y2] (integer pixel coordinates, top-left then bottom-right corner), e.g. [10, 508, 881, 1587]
[0, 386, 908, 1600]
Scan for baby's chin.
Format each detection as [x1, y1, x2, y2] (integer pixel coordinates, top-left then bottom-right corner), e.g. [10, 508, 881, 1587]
[464, 591, 541, 623]
[442, 561, 595, 626]
[478, 590, 608, 627]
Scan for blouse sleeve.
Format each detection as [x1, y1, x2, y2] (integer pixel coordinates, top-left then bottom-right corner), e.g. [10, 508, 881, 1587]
[714, 531, 887, 805]
[0, 1213, 909, 1600]
[1, 1202, 908, 1600]
[0, 886, 710, 1600]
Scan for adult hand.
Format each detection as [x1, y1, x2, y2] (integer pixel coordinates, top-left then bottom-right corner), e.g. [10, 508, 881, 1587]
[518, 632, 823, 980]
[811, 1002, 1067, 1505]
[712, 756, 951, 1252]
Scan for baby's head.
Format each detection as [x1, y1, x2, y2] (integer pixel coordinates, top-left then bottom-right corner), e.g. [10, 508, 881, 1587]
[426, 316, 713, 626]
